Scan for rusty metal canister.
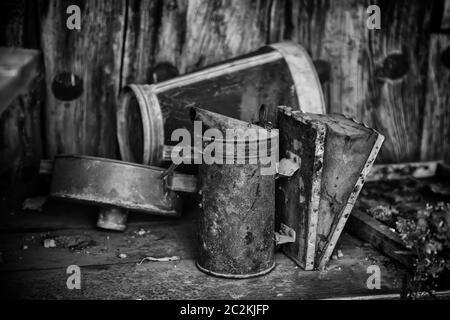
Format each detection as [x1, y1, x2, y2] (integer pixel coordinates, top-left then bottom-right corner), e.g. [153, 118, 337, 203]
[192, 108, 278, 278]
[49, 155, 197, 230]
[117, 41, 324, 165]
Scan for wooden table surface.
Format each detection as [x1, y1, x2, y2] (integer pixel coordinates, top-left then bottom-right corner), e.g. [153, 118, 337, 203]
[0, 199, 408, 300]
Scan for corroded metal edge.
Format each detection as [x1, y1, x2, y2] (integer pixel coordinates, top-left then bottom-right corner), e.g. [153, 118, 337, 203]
[269, 42, 326, 114]
[152, 51, 281, 92]
[49, 155, 185, 216]
[196, 261, 276, 279]
[117, 84, 164, 165]
[304, 120, 326, 270]
[51, 192, 180, 216]
[317, 130, 385, 270]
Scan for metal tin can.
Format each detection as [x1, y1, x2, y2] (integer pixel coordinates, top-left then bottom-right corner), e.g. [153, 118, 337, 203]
[193, 108, 278, 278]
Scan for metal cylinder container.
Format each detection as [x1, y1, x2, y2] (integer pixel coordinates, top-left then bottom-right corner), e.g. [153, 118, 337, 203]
[49, 155, 197, 223]
[192, 108, 278, 278]
[117, 41, 324, 165]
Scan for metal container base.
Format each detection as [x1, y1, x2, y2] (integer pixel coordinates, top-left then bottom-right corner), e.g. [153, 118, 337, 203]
[196, 261, 276, 279]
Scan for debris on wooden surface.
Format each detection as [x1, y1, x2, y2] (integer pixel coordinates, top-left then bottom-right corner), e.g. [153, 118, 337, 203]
[43, 239, 56, 248]
[137, 256, 180, 265]
[136, 229, 147, 236]
[22, 197, 47, 212]
[355, 173, 450, 233]
[118, 253, 127, 259]
[53, 235, 96, 251]
[348, 163, 450, 297]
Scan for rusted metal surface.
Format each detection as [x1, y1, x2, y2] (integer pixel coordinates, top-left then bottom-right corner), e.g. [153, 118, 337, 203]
[117, 41, 325, 165]
[276, 106, 325, 270]
[49, 155, 197, 216]
[193, 109, 277, 278]
[275, 107, 384, 270]
[313, 114, 384, 270]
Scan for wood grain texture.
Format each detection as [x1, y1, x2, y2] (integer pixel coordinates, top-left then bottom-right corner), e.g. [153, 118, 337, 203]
[155, 0, 273, 73]
[285, 0, 366, 117]
[420, 34, 450, 163]
[362, 0, 434, 163]
[0, 1, 44, 211]
[443, 0, 450, 30]
[121, 0, 159, 86]
[0, 202, 405, 299]
[347, 209, 414, 269]
[39, 0, 125, 158]
[283, 0, 436, 162]
[0, 247, 403, 300]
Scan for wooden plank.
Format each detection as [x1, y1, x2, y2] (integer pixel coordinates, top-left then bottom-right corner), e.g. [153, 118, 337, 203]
[0, 1, 45, 212]
[39, 0, 126, 158]
[285, 0, 367, 117]
[366, 161, 440, 182]
[121, 0, 158, 86]
[0, 47, 40, 115]
[361, 0, 435, 163]
[346, 209, 414, 269]
[284, 0, 435, 163]
[323, 290, 450, 300]
[155, 0, 273, 73]
[420, 34, 450, 162]
[0, 220, 196, 272]
[443, 0, 450, 29]
[0, 74, 45, 211]
[0, 233, 405, 300]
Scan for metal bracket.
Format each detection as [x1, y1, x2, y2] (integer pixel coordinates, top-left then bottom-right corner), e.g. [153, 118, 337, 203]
[277, 151, 301, 178]
[165, 173, 198, 193]
[275, 223, 296, 245]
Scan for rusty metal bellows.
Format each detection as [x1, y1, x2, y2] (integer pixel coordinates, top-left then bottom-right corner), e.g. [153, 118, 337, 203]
[193, 108, 277, 278]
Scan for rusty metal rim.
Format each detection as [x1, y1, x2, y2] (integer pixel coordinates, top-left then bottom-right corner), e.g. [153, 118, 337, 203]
[55, 154, 168, 173]
[51, 193, 179, 216]
[196, 261, 276, 279]
[117, 84, 164, 165]
[197, 130, 279, 144]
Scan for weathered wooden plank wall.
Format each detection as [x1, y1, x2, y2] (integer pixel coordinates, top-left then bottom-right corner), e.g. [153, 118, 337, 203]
[421, 34, 450, 163]
[1, 0, 450, 178]
[39, 0, 125, 158]
[0, 0, 44, 210]
[275, 0, 438, 162]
